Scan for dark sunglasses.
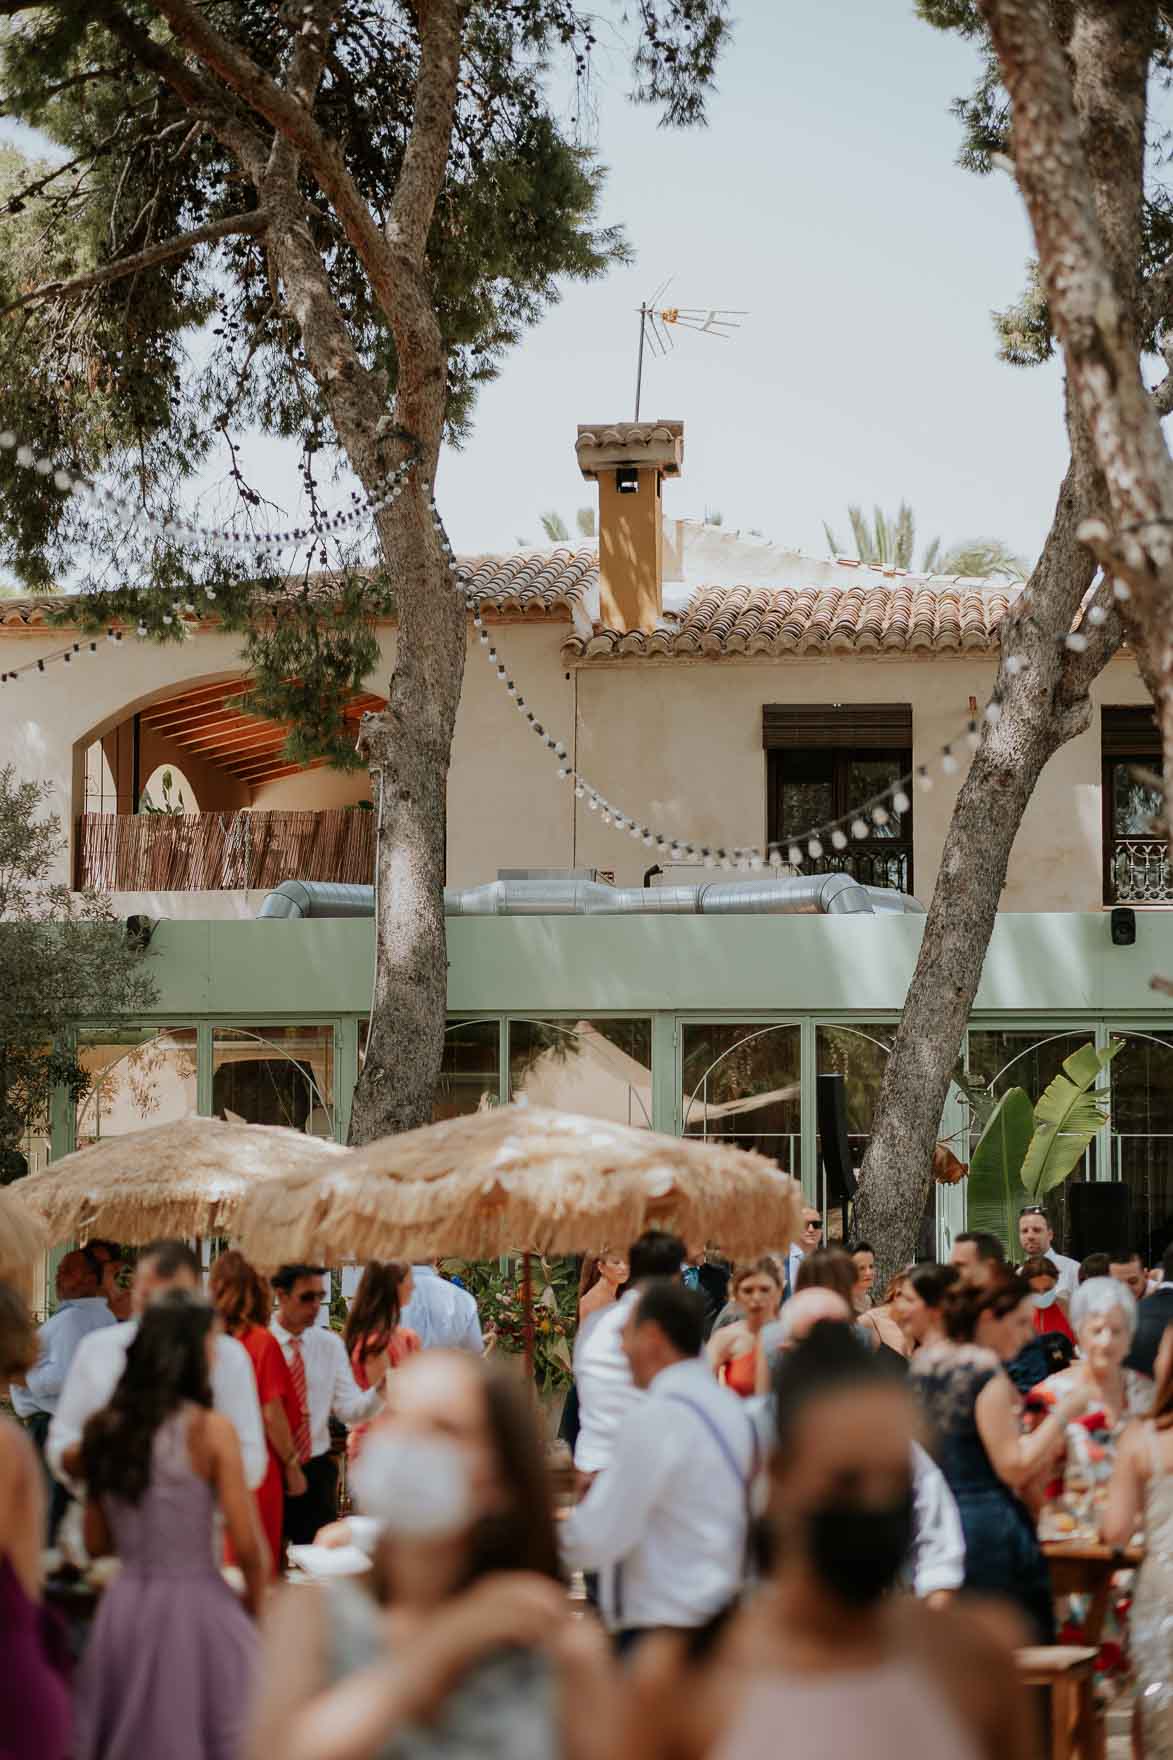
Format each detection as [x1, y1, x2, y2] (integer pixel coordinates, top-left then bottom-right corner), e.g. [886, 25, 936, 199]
[1019, 1205, 1048, 1219]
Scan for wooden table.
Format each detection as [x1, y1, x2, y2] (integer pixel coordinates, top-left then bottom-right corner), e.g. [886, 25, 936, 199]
[1042, 1541, 1142, 1646]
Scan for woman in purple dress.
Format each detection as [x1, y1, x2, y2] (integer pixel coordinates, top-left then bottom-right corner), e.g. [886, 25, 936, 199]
[74, 1289, 266, 1760]
[0, 1282, 72, 1760]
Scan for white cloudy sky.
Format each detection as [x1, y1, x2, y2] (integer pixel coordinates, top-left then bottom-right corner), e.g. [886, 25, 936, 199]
[3, 3, 1079, 570]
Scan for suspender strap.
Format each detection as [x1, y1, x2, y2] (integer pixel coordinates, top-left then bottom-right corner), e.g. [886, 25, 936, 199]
[661, 1392, 756, 1490]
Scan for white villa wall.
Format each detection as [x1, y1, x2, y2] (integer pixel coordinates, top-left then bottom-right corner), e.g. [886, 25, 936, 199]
[0, 615, 1152, 910]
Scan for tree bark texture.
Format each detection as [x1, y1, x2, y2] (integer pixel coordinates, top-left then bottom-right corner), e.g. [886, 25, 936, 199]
[855, 0, 1156, 1285]
[977, 0, 1173, 938]
[134, 0, 467, 1142]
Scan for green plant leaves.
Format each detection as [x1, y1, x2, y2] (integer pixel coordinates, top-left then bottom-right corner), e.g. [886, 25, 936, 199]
[1020, 1041, 1122, 1198]
[966, 1085, 1033, 1249]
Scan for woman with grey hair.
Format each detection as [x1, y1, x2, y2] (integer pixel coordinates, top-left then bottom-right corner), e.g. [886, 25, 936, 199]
[1030, 1277, 1152, 1539]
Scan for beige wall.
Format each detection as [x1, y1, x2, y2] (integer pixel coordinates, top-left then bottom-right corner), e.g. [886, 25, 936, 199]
[0, 618, 1151, 910]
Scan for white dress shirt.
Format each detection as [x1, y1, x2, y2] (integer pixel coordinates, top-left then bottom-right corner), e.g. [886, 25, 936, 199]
[47, 1319, 267, 1490]
[270, 1318, 380, 1459]
[562, 1355, 756, 1632]
[1046, 1249, 1080, 1298]
[11, 1297, 116, 1418]
[909, 1441, 966, 1597]
[572, 1289, 643, 1474]
[400, 1267, 484, 1353]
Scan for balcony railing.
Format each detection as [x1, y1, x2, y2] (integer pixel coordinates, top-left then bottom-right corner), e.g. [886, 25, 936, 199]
[1109, 837, 1173, 905]
[76, 809, 375, 892]
[801, 844, 913, 894]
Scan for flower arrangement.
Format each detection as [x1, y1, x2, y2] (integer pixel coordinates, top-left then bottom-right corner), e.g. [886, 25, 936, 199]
[441, 1254, 579, 1395]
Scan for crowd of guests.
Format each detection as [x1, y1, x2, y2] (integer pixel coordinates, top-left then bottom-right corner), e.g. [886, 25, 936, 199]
[1, 1203, 1172, 1759]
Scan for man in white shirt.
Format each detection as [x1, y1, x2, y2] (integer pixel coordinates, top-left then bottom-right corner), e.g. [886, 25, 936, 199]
[784, 1206, 824, 1298]
[573, 1230, 686, 1478]
[563, 1279, 756, 1650]
[270, 1263, 383, 1544]
[48, 1240, 266, 1493]
[1018, 1205, 1080, 1296]
[12, 1248, 116, 1536]
[399, 1263, 484, 1353]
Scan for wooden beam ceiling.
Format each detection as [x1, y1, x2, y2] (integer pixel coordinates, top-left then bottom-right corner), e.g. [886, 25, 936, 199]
[132, 678, 384, 788]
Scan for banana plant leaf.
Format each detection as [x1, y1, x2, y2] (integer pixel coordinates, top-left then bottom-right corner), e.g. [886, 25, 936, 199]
[1020, 1041, 1122, 1198]
[966, 1086, 1033, 1250]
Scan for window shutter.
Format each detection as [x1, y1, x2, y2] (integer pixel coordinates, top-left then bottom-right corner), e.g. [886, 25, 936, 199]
[762, 704, 912, 750]
[1102, 706, 1159, 757]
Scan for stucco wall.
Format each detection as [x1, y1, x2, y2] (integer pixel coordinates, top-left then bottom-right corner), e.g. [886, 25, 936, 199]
[0, 616, 1152, 909]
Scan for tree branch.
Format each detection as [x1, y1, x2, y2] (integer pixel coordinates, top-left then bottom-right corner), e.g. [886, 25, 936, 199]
[387, 0, 462, 264]
[0, 208, 270, 316]
[140, 0, 399, 309]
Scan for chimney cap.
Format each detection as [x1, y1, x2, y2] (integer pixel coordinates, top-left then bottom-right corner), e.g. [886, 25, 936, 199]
[576, 420, 684, 481]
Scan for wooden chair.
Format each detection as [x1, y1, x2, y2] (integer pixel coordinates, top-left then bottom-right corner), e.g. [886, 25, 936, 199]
[1016, 1646, 1103, 1760]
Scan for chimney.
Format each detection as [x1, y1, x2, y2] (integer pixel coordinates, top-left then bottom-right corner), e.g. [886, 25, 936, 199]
[576, 420, 684, 632]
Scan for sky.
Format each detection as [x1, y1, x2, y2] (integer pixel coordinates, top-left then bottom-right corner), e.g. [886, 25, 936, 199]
[1, 2, 1073, 571]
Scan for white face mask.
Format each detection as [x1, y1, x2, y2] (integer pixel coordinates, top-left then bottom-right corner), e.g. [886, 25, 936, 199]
[349, 1431, 474, 1539]
[1032, 1288, 1058, 1311]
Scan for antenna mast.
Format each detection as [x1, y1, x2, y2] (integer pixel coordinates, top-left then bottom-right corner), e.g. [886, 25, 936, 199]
[633, 280, 746, 420]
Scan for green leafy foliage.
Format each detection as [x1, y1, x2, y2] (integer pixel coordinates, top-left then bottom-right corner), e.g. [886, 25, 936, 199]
[0, 767, 157, 1172]
[824, 501, 1028, 578]
[0, 0, 727, 769]
[443, 1253, 578, 1393]
[966, 1086, 1033, 1248]
[1020, 1041, 1123, 1198]
[964, 1042, 1123, 1247]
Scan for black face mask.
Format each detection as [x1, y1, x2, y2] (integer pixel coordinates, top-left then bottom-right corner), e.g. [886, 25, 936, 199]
[807, 1489, 915, 1606]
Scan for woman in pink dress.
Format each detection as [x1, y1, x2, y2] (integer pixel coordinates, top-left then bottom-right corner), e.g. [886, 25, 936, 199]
[343, 1261, 419, 1461]
[209, 1250, 304, 1577]
[0, 1282, 71, 1760]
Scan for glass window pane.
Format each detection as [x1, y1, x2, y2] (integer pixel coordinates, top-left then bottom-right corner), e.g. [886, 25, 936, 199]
[436, 1020, 500, 1121]
[816, 1025, 901, 1245]
[965, 1030, 1095, 1254]
[76, 1028, 199, 1144]
[681, 1022, 800, 1175]
[779, 751, 833, 837]
[510, 1019, 651, 1128]
[1109, 1032, 1173, 1266]
[846, 756, 905, 838]
[1111, 762, 1163, 836]
[211, 1026, 334, 1136]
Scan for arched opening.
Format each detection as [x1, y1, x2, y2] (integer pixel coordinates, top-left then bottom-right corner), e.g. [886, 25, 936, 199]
[74, 673, 385, 891]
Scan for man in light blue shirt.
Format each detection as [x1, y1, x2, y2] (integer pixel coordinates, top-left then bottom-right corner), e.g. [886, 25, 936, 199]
[400, 1263, 484, 1353]
[12, 1248, 115, 1535]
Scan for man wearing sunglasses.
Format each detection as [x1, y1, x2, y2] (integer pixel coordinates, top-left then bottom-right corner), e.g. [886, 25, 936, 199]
[1018, 1205, 1079, 1297]
[271, 1264, 383, 1546]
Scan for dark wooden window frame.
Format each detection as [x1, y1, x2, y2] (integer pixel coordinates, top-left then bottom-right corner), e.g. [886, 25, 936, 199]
[763, 704, 913, 891]
[1101, 705, 1164, 906]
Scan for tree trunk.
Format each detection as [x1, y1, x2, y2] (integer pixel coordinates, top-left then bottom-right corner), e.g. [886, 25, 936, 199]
[855, 455, 1114, 1288]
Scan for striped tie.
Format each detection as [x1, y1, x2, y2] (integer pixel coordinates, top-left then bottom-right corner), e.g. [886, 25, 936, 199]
[288, 1338, 313, 1465]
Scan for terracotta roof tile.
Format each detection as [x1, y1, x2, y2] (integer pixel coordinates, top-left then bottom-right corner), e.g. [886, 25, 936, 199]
[560, 581, 1015, 661]
[0, 558, 1016, 655]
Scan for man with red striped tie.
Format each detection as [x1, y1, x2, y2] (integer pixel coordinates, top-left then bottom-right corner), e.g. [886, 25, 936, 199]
[271, 1264, 384, 1545]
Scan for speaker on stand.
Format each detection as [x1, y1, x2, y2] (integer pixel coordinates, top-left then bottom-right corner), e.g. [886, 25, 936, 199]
[817, 1073, 858, 1241]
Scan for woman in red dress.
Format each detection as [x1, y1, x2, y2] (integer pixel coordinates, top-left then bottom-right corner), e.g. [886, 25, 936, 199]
[209, 1250, 303, 1577]
[342, 1261, 420, 1461]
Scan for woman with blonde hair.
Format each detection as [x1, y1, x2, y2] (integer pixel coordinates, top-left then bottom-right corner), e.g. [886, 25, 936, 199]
[209, 1249, 303, 1577]
[0, 1281, 71, 1759]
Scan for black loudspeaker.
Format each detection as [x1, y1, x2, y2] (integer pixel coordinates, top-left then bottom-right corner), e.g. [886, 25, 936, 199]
[817, 1073, 858, 1203]
[1067, 1182, 1133, 1262]
[1110, 907, 1137, 947]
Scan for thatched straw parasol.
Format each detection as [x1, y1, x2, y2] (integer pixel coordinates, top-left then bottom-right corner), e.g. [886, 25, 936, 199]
[0, 1184, 48, 1279]
[16, 1116, 348, 1247]
[237, 1103, 803, 1268]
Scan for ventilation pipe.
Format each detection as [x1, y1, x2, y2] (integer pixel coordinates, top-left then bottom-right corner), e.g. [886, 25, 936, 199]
[256, 874, 924, 920]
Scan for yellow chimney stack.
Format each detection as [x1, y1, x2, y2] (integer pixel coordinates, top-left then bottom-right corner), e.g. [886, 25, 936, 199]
[576, 421, 684, 633]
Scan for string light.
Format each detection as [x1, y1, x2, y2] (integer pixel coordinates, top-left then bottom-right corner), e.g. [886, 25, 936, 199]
[0, 426, 421, 554]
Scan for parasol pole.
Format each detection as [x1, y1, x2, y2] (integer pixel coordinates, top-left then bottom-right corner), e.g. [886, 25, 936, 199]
[521, 1250, 535, 1380]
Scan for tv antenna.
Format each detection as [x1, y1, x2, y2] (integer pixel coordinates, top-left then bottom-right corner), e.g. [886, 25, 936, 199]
[634, 278, 746, 420]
